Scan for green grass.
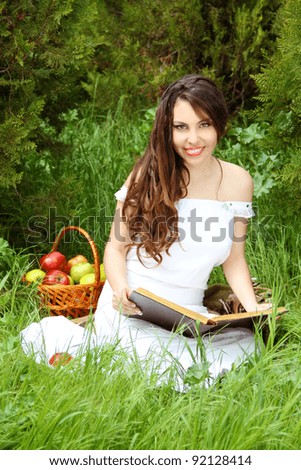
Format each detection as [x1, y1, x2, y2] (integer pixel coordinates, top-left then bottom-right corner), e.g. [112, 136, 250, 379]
[1, 225, 301, 450]
[0, 107, 301, 450]
[1, 322, 301, 450]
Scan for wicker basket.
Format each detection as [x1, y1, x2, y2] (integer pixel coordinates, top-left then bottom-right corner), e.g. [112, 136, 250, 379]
[37, 226, 104, 318]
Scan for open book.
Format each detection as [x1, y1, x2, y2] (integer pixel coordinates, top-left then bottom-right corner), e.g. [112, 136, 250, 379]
[129, 288, 287, 337]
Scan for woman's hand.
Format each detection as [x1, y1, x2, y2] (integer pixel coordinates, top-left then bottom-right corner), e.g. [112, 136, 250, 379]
[254, 302, 273, 312]
[112, 287, 142, 316]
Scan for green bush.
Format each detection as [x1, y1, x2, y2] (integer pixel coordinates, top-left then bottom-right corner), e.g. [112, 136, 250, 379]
[0, 0, 99, 188]
[199, 0, 282, 112]
[216, 117, 278, 199]
[253, 0, 301, 218]
[0, 102, 152, 253]
[85, 0, 281, 114]
[0, 0, 287, 247]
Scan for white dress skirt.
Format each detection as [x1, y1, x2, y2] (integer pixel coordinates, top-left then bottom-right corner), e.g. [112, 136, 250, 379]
[20, 187, 256, 391]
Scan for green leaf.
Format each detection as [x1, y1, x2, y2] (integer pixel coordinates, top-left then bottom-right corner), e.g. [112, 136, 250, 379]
[0, 272, 10, 290]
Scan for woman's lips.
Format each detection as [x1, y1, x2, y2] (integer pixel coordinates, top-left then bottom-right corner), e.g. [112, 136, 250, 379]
[184, 147, 205, 157]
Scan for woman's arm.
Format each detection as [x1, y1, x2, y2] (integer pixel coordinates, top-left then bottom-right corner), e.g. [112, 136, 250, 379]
[103, 199, 142, 316]
[222, 217, 260, 311]
[222, 167, 272, 312]
[222, 218, 272, 312]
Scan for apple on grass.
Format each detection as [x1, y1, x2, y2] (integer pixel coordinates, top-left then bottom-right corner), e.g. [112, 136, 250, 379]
[63, 254, 88, 275]
[42, 269, 70, 286]
[40, 251, 67, 272]
[49, 352, 73, 366]
[24, 269, 46, 283]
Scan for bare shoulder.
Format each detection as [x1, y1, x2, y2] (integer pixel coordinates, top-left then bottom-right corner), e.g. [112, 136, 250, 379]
[124, 166, 142, 188]
[124, 172, 133, 188]
[219, 160, 254, 201]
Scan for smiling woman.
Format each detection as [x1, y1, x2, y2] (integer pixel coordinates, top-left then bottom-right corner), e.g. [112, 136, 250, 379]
[172, 100, 218, 163]
[20, 75, 272, 391]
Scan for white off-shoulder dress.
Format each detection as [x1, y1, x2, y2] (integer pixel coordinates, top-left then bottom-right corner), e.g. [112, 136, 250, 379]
[20, 186, 256, 390]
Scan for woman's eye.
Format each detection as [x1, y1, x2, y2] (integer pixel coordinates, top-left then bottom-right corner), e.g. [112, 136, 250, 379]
[173, 122, 211, 130]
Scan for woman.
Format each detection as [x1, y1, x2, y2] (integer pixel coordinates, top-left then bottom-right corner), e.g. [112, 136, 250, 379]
[21, 75, 271, 389]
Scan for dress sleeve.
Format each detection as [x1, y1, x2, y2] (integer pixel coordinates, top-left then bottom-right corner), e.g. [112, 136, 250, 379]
[223, 201, 255, 218]
[114, 185, 128, 203]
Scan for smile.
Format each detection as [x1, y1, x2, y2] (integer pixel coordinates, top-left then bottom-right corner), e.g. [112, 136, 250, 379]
[184, 147, 205, 157]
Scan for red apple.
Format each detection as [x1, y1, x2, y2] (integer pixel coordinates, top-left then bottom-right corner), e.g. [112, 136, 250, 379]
[39, 251, 67, 272]
[42, 269, 70, 286]
[49, 352, 73, 366]
[63, 254, 88, 274]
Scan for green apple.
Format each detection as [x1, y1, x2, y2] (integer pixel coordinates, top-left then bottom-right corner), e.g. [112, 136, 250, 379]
[70, 262, 94, 284]
[79, 273, 95, 285]
[100, 263, 106, 282]
[68, 275, 74, 285]
[25, 269, 46, 283]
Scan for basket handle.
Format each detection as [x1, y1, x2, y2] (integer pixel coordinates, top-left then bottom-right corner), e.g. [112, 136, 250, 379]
[51, 226, 100, 284]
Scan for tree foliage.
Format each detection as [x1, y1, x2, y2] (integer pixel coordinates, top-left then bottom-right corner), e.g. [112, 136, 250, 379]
[199, 0, 281, 110]
[0, 0, 99, 188]
[1, 0, 294, 249]
[0, 0, 282, 189]
[85, 0, 281, 114]
[253, 0, 301, 217]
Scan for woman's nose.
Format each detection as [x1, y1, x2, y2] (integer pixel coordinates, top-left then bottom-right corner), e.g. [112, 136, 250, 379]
[187, 129, 201, 145]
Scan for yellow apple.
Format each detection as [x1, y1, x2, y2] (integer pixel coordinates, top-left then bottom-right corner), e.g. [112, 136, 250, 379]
[25, 269, 46, 283]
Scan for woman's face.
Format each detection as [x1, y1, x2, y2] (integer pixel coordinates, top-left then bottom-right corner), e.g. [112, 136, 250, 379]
[172, 98, 218, 165]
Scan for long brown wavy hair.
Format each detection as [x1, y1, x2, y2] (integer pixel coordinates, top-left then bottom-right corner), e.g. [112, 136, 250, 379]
[123, 75, 228, 265]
